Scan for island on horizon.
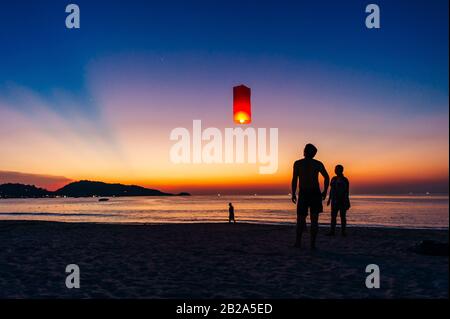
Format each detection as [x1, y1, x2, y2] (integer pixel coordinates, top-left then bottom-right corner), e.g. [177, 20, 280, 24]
[0, 180, 190, 199]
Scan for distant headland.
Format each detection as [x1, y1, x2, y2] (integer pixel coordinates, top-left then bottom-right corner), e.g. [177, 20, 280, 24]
[0, 180, 190, 198]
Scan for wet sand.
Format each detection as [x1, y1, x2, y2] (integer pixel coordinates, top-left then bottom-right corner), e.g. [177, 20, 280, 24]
[0, 221, 447, 298]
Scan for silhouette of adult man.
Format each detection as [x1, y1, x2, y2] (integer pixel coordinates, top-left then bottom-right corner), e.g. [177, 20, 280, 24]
[291, 144, 329, 249]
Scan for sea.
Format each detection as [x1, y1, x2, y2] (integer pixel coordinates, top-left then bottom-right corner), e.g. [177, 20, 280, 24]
[0, 195, 448, 229]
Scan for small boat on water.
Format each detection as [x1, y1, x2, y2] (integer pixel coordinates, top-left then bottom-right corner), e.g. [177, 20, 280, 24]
[98, 198, 109, 202]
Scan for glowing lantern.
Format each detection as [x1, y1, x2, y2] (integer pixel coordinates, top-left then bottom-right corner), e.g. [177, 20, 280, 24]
[233, 85, 251, 124]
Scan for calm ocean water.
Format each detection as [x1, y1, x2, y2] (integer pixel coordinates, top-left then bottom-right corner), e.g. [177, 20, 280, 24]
[0, 195, 448, 229]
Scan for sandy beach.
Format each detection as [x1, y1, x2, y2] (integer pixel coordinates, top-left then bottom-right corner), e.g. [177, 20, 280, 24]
[0, 221, 447, 299]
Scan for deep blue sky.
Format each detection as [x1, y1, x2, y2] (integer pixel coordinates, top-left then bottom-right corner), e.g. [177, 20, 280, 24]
[0, 0, 448, 97]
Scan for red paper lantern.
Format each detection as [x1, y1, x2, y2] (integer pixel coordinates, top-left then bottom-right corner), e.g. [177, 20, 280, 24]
[233, 85, 251, 124]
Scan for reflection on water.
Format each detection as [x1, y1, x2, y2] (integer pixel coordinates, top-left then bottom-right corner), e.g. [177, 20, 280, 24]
[0, 195, 448, 229]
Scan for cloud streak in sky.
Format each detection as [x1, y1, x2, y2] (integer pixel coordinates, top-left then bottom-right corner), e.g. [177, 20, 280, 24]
[0, 171, 72, 191]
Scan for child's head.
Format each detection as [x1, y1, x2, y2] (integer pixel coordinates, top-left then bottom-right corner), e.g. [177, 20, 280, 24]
[229, 202, 232, 207]
[335, 164, 344, 176]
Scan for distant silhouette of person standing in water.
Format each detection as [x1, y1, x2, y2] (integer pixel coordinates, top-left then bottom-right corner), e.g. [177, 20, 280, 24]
[291, 144, 329, 249]
[228, 203, 236, 223]
[327, 165, 350, 236]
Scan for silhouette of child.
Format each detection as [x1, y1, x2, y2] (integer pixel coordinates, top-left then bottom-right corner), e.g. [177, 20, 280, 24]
[228, 203, 236, 223]
[327, 165, 350, 236]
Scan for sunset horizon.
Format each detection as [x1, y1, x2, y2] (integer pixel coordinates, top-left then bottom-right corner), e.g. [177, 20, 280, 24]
[1, 168, 449, 195]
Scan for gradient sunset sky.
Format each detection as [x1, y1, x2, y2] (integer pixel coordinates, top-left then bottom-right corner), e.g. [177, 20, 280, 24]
[0, 0, 448, 194]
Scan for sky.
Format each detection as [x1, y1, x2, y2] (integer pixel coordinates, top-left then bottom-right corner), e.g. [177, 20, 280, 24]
[0, 0, 448, 194]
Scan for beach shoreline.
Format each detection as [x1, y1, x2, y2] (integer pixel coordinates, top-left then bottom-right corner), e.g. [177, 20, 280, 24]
[1, 217, 447, 231]
[0, 194, 447, 228]
[0, 220, 448, 299]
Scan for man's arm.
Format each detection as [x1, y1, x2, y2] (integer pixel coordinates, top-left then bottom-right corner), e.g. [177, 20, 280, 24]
[345, 177, 350, 209]
[345, 178, 350, 197]
[327, 177, 334, 206]
[319, 163, 330, 200]
[291, 162, 298, 204]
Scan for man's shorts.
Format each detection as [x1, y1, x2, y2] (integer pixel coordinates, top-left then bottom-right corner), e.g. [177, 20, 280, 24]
[297, 190, 323, 216]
